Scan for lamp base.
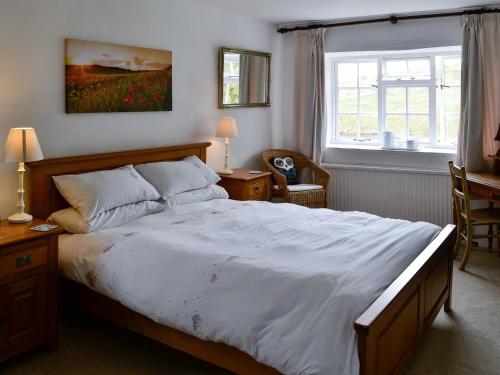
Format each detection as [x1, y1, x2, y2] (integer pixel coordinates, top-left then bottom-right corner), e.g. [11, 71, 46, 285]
[8, 212, 33, 224]
[218, 168, 234, 175]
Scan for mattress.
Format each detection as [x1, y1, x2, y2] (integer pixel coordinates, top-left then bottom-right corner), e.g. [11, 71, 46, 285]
[58, 199, 440, 375]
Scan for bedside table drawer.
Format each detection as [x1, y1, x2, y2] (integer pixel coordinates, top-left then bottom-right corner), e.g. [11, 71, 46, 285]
[0, 246, 48, 278]
[248, 180, 266, 200]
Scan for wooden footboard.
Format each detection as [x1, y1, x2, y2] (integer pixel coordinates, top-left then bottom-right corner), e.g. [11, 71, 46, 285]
[355, 224, 455, 375]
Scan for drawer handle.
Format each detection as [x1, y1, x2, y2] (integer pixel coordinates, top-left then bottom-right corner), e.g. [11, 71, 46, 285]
[0, 315, 8, 326]
[254, 186, 260, 193]
[16, 255, 32, 268]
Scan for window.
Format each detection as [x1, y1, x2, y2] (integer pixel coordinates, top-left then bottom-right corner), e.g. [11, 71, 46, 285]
[222, 53, 240, 105]
[326, 47, 461, 148]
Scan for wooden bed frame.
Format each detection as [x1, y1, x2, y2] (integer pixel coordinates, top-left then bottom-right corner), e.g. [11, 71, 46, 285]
[27, 142, 456, 375]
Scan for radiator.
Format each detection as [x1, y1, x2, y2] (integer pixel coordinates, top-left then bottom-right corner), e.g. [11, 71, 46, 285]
[324, 166, 453, 227]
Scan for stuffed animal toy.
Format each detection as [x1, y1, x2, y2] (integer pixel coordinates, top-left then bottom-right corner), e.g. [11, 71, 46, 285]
[272, 157, 300, 185]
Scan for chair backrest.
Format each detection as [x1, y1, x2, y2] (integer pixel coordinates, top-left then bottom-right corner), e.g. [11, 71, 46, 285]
[260, 149, 312, 170]
[448, 160, 472, 219]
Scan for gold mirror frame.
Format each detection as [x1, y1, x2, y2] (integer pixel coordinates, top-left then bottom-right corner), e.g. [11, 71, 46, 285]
[218, 47, 271, 109]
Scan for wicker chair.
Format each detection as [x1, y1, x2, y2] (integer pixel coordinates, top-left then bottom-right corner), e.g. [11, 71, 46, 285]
[261, 149, 330, 208]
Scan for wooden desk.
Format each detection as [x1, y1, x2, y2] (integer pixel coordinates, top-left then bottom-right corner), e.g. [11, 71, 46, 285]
[452, 172, 500, 252]
[465, 172, 500, 202]
[453, 172, 500, 250]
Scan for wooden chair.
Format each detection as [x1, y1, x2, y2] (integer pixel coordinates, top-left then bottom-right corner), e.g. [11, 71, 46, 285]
[448, 161, 500, 270]
[261, 149, 330, 208]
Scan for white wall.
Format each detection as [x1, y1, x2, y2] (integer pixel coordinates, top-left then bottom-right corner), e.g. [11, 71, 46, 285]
[0, 0, 277, 219]
[324, 17, 461, 52]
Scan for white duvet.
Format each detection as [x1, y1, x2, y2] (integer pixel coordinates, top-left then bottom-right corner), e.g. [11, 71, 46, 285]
[59, 199, 440, 375]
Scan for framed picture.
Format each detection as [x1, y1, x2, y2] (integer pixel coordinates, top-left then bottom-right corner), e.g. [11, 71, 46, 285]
[65, 39, 172, 113]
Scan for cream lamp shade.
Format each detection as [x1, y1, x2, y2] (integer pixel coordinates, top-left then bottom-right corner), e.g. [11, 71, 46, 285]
[2, 127, 43, 223]
[216, 117, 239, 138]
[2, 127, 44, 162]
[216, 117, 239, 175]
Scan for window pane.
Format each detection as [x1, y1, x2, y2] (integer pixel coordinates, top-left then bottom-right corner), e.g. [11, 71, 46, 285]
[224, 57, 240, 76]
[408, 59, 431, 80]
[435, 56, 443, 84]
[383, 60, 407, 80]
[445, 114, 459, 144]
[443, 58, 461, 86]
[408, 87, 429, 113]
[359, 62, 377, 87]
[444, 87, 460, 113]
[223, 83, 239, 104]
[338, 89, 358, 112]
[359, 89, 377, 113]
[436, 100, 442, 141]
[338, 114, 357, 139]
[386, 88, 406, 113]
[360, 115, 378, 139]
[338, 63, 357, 87]
[383, 59, 430, 80]
[386, 115, 406, 142]
[408, 115, 429, 142]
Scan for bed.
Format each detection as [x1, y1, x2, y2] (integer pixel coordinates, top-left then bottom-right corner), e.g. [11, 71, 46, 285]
[27, 142, 455, 375]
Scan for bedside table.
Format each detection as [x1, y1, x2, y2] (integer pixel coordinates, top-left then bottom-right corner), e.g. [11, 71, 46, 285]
[217, 169, 272, 201]
[0, 219, 64, 362]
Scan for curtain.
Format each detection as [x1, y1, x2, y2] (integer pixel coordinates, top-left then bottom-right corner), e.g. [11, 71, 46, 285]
[239, 55, 267, 104]
[458, 14, 500, 171]
[293, 28, 325, 162]
[239, 54, 250, 104]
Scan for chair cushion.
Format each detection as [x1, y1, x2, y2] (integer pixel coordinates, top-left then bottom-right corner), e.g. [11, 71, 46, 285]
[274, 184, 324, 192]
[272, 157, 300, 185]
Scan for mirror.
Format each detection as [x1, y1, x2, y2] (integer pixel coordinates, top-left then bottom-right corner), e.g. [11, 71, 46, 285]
[219, 47, 271, 108]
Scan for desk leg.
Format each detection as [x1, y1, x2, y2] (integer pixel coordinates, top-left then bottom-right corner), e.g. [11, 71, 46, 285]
[488, 202, 494, 250]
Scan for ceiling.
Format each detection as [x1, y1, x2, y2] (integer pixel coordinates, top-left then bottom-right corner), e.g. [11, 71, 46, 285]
[186, 0, 496, 24]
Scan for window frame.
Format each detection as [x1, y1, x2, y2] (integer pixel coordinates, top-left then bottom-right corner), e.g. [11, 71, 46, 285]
[325, 47, 461, 150]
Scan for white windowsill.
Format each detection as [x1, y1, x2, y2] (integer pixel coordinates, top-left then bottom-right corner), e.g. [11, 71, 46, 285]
[322, 143, 457, 175]
[321, 162, 450, 175]
[326, 143, 456, 155]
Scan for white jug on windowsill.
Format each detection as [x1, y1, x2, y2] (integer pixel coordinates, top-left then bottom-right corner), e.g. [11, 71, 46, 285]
[383, 131, 395, 149]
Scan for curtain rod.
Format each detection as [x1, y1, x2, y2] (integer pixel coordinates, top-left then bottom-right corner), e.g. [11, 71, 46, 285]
[277, 7, 500, 33]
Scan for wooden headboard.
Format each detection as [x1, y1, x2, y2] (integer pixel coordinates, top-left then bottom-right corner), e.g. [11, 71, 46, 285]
[27, 142, 211, 220]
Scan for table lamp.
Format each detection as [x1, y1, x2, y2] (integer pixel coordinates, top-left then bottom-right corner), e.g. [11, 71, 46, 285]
[216, 117, 239, 175]
[2, 127, 44, 223]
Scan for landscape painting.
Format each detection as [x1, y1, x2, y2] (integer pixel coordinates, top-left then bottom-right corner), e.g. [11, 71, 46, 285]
[65, 39, 172, 113]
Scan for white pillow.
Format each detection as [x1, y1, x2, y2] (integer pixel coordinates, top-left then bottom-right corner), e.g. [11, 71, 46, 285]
[53, 165, 160, 221]
[164, 185, 228, 208]
[135, 156, 220, 199]
[183, 156, 220, 185]
[48, 201, 164, 234]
